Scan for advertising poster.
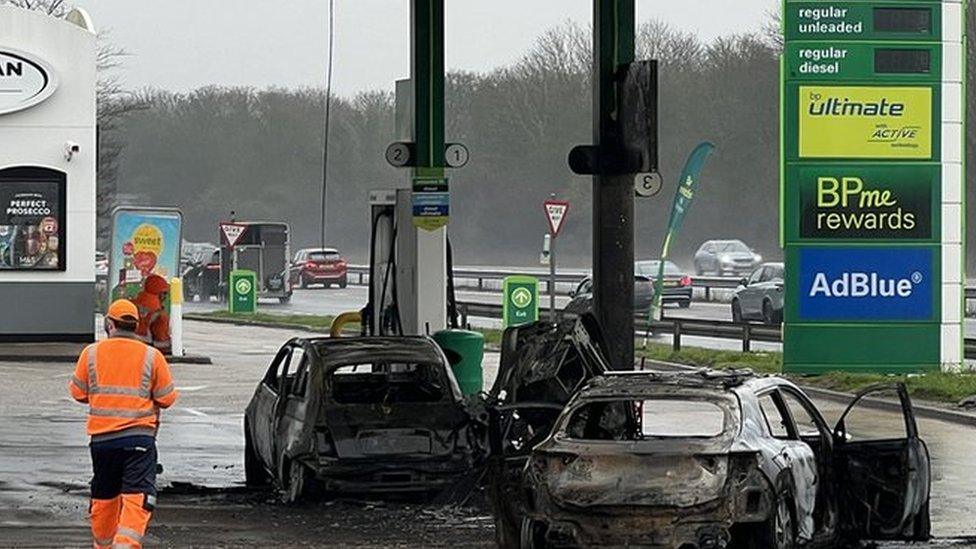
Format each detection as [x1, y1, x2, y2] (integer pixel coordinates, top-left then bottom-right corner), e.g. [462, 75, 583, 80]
[109, 208, 182, 310]
[792, 164, 936, 240]
[798, 85, 932, 159]
[0, 180, 65, 271]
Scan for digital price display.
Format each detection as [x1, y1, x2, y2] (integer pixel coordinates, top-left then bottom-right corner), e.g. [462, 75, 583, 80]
[873, 8, 932, 34]
[875, 48, 931, 74]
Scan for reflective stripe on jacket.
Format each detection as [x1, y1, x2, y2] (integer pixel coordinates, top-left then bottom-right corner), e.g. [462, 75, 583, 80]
[69, 335, 178, 441]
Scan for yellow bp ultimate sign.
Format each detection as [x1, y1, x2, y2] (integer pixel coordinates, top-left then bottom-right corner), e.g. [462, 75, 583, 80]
[799, 86, 932, 159]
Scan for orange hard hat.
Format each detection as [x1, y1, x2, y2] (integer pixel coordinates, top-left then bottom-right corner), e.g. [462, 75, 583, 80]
[143, 274, 169, 295]
[107, 299, 139, 322]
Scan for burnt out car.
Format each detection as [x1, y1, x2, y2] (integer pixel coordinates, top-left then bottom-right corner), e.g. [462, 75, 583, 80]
[486, 314, 611, 547]
[243, 336, 483, 502]
[517, 370, 930, 549]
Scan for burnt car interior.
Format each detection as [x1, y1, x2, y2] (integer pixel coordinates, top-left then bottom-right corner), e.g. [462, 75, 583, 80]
[564, 399, 727, 441]
[832, 384, 930, 540]
[330, 362, 447, 404]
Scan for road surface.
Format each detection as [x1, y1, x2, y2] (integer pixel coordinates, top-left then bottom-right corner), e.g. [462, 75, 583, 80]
[0, 321, 974, 546]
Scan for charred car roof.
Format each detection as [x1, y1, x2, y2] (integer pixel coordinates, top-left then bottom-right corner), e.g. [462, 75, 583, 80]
[303, 336, 447, 370]
[577, 369, 758, 399]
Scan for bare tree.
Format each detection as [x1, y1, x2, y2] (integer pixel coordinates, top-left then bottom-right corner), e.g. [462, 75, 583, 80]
[3, 0, 68, 15]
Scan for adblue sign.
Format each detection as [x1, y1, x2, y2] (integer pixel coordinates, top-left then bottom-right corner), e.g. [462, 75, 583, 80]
[0, 49, 57, 115]
[796, 247, 934, 321]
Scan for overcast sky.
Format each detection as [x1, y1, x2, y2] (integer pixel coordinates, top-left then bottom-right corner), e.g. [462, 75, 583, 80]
[81, 0, 777, 97]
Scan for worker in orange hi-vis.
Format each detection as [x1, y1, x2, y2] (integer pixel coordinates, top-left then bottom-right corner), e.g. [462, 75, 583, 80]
[132, 274, 172, 355]
[69, 299, 178, 549]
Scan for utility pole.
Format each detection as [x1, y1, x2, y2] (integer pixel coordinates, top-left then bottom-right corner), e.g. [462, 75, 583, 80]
[592, 0, 635, 369]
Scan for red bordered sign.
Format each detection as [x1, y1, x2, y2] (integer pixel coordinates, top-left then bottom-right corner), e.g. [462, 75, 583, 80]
[220, 222, 248, 247]
[543, 199, 570, 238]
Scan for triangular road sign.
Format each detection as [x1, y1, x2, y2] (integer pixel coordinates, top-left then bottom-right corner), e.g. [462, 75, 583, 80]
[220, 222, 247, 247]
[544, 200, 570, 237]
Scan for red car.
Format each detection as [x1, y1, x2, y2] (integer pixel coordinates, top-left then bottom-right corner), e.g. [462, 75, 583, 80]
[289, 248, 348, 289]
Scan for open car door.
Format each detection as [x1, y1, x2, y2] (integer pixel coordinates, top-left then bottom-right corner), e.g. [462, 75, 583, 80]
[832, 383, 930, 541]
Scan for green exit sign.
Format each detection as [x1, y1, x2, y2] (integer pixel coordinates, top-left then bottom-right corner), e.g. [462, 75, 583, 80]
[503, 276, 539, 328]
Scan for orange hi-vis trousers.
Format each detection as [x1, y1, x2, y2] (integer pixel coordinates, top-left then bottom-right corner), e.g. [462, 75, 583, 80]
[90, 436, 158, 549]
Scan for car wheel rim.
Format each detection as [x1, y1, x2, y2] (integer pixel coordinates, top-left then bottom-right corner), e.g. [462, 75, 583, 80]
[286, 463, 304, 502]
[775, 496, 793, 548]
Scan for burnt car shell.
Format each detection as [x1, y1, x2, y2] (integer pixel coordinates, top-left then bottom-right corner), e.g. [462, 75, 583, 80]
[522, 371, 769, 548]
[244, 336, 481, 500]
[486, 314, 612, 547]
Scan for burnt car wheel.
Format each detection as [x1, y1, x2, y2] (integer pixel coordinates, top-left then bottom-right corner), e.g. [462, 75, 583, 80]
[519, 518, 548, 549]
[279, 459, 311, 504]
[762, 300, 775, 325]
[243, 421, 269, 486]
[757, 488, 797, 549]
[300, 274, 309, 289]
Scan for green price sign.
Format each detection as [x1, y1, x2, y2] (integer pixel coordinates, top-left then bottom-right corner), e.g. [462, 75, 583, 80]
[503, 275, 539, 328]
[229, 269, 257, 314]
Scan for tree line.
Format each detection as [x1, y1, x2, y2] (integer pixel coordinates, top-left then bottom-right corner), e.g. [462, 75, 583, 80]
[110, 17, 975, 273]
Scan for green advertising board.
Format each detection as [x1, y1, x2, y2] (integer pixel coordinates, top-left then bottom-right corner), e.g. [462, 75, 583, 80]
[503, 276, 539, 328]
[229, 269, 257, 314]
[781, 0, 965, 373]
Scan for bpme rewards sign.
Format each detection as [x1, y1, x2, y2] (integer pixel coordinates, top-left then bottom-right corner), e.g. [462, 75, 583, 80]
[782, 1, 965, 373]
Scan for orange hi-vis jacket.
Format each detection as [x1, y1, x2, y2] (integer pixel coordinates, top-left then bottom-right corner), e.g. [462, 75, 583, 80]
[69, 334, 178, 442]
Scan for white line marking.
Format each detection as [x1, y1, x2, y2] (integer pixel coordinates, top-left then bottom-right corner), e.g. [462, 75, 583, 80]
[182, 408, 209, 417]
[177, 385, 208, 392]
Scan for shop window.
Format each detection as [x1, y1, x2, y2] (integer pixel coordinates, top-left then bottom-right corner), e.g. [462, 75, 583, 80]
[0, 167, 66, 271]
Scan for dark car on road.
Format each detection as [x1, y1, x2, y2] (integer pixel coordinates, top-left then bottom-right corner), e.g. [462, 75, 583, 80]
[732, 262, 785, 325]
[635, 259, 693, 308]
[694, 239, 762, 276]
[518, 371, 930, 549]
[243, 336, 482, 502]
[289, 248, 348, 289]
[565, 260, 690, 315]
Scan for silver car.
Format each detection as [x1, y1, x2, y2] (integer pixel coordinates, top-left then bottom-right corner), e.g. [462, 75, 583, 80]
[694, 239, 762, 276]
[732, 262, 784, 325]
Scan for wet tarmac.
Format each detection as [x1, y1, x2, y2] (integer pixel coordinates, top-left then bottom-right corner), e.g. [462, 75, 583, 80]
[0, 320, 974, 547]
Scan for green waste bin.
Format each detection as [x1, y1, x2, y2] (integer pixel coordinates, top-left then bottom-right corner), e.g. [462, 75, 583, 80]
[433, 329, 484, 396]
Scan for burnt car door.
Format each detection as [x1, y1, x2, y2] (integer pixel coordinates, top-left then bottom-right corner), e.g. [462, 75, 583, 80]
[273, 344, 311, 468]
[832, 383, 930, 541]
[250, 346, 294, 468]
[486, 314, 611, 548]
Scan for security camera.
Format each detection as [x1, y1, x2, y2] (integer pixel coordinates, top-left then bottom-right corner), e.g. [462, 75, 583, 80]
[64, 141, 80, 162]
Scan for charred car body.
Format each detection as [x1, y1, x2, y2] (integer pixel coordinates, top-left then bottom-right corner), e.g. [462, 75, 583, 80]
[243, 336, 484, 502]
[516, 369, 931, 548]
[485, 315, 612, 547]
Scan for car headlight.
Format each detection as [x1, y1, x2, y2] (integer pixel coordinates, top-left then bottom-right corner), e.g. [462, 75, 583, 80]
[753, 254, 762, 263]
[720, 255, 733, 264]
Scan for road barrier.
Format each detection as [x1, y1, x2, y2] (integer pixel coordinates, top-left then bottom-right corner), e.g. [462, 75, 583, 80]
[349, 264, 976, 312]
[348, 265, 752, 297]
[455, 301, 976, 359]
